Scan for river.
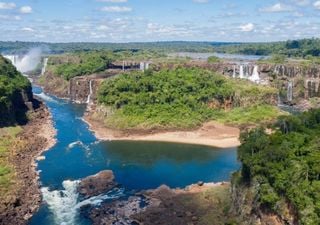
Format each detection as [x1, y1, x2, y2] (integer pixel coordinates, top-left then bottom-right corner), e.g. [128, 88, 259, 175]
[28, 86, 240, 225]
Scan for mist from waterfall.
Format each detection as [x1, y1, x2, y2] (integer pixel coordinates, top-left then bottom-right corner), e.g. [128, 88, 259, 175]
[3, 48, 42, 73]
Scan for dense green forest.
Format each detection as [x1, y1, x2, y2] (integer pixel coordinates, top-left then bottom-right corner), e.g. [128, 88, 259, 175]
[0, 41, 236, 54]
[97, 67, 280, 130]
[0, 55, 31, 126]
[216, 38, 320, 57]
[238, 109, 320, 225]
[47, 50, 166, 80]
[48, 51, 113, 80]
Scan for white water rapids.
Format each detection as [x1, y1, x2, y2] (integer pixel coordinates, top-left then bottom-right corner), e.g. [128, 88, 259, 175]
[41, 180, 124, 225]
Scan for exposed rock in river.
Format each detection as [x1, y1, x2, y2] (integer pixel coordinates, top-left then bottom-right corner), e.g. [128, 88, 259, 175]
[78, 170, 117, 198]
[89, 182, 236, 225]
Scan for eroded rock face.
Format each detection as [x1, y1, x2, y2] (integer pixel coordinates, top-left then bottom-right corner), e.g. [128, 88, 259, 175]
[78, 170, 117, 198]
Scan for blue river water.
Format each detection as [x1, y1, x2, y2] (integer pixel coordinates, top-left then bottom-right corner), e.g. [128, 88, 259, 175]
[29, 86, 240, 225]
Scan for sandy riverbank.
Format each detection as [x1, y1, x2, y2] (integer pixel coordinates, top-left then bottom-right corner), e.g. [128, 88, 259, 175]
[84, 115, 240, 148]
[0, 100, 56, 225]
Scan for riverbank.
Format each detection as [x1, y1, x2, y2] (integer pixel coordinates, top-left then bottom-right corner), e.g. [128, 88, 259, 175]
[84, 114, 240, 148]
[89, 181, 237, 225]
[0, 100, 56, 225]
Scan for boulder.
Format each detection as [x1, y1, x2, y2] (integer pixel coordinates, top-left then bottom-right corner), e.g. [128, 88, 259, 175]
[78, 170, 117, 198]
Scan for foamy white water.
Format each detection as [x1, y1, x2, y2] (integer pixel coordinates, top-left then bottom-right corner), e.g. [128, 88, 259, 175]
[41, 180, 124, 225]
[34, 92, 59, 103]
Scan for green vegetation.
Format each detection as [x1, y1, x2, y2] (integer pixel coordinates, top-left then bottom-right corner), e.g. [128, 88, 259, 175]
[216, 38, 320, 58]
[0, 126, 22, 195]
[207, 56, 221, 63]
[97, 67, 279, 130]
[217, 105, 284, 125]
[49, 51, 113, 80]
[0, 41, 230, 55]
[0, 55, 31, 126]
[238, 109, 320, 224]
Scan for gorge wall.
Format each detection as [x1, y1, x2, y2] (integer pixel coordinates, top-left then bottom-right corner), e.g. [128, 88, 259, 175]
[0, 56, 36, 127]
[155, 62, 320, 103]
[40, 61, 320, 108]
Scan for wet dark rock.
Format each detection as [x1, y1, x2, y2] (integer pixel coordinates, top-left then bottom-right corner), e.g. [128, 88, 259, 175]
[78, 170, 117, 198]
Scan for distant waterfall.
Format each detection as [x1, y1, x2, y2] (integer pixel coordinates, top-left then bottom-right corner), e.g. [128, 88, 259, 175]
[239, 65, 244, 79]
[3, 48, 42, 73]
[249, 65, 260, 83]
[287, 81, 293, 102]
[86, 80, 93, 104]
[3, 55, 18, 66]
[41, 58, 48, 76]
[41, 180, 124, 225]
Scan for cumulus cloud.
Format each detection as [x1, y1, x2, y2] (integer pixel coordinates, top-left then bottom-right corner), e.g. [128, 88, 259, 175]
[260, 3, 293, 12]
[314, 1, 320, 9]
[20, 6, 32, 14]
[100, 6, 132, 12]
[239, 23, 255, 32]
[0, 2, 16, 10]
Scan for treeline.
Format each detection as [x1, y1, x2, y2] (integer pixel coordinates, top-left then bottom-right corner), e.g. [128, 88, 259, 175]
[216, 38, 320, 57]
[48, 50, 166, 80]
[238, 109, 320, 224]
[97, 67, 279, 130]
[0, 55, 31, 126]
[0, 41, 233, 54]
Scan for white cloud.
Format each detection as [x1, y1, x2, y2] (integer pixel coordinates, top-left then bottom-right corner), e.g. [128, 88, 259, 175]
[21, 27, 35, 32]
[0, 2, 16, 10]
[239, 23, 255, 32]
[0, 14, 20, 20]
[314, 1, 320, 9]
[193, 0, 209, 3]
[100, 6, 132, 12]
[97, 0, 127, 2]
[260, 3, 293, 12]
[19, 6, 32, 14]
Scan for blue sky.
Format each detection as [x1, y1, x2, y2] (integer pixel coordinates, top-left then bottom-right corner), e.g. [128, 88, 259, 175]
[0, 0, 319, 42]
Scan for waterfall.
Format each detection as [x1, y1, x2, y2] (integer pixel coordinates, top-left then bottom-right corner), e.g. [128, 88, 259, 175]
[41, 180, 124, 225]
[3, 48, 42, 73]
[287, 81, 293, 102]
[3, 55, 18, 66]
[86, 80, 93, 104]
[245, 65, 249, 77]
[249, 65, 260, 83]
[41, 58, 48, 76]
[239, 65, 244, 79]
[140, 62, 144, 71]
[232, 65, 236, 78]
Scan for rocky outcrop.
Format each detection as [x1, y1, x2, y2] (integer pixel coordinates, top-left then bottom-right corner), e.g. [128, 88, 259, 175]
[78, 170, 117, 198]
[39, 71, 121, 104]
[89, 183, 235, 225]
